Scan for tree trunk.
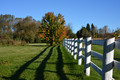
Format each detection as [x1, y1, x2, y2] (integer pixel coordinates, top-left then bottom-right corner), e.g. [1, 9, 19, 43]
[50, 38, 53, 46]
[50, 41, 53, 46]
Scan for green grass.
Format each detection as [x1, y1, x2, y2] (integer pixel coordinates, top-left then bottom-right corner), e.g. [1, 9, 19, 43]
[92, 45, 120, 80]
[0, 44, 120, 80]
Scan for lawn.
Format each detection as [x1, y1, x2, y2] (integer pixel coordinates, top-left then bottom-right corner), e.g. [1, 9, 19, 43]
[92, 45, 120, 79]
[0, 44, 120, 80]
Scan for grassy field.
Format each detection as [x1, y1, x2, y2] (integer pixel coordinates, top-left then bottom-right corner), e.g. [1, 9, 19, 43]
[0, 44, 120, 80]
[92, 45, 120, 79]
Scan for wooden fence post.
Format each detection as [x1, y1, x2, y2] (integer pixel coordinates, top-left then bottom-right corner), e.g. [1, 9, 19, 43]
[63, 39, 65, 46]
[102, 38, 115, 80]
[78, 37, 83, 65]
[65, 39, 67, 49]
[71, 38, 74, 56]
[69, 39, 71, 53]
[68, 39, 70, 52]
[64, 39, 66, 48]
[69, 39, 72, 54]
[73, 38, 78, 59]
[84, 37, 92, 76]
[67, 39, 69, 51]
[66, 39, 68, 50]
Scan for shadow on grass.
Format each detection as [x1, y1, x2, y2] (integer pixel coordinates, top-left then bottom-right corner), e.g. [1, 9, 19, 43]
[114, 58, 120, 62]
[2, 46, 49, 80]
[56, 45, 69, 80]
[44, 70, 82, 77]
[28, 43, 50, 47]
[34, 46, 54, 80]
[34, 61, 77, 65]
[61, 45, 84, 79]
[28, 45, 49, 47]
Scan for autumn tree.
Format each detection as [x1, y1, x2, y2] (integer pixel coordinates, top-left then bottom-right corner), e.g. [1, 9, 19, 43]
[41, 12, 67, 46]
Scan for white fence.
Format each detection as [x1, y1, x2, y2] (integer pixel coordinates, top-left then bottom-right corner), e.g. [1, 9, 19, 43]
[63, 37, 120, 80]
[92, 39, 120, 49]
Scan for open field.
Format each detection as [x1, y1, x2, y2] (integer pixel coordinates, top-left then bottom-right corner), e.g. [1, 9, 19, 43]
[92, 45, 120, 79]
[0, 44, 120, 80]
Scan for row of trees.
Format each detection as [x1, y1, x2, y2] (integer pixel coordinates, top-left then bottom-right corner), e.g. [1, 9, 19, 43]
[76, 23, 120, 39]
[0, 15, 42, 45]
[76, 24, 98, 38]
[1, 13, 119, 46]
[0, 13, 75, 46]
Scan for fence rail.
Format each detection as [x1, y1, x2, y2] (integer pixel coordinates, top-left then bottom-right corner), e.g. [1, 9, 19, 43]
[63, 37, 120, 80]
[92, 39, 120, 49]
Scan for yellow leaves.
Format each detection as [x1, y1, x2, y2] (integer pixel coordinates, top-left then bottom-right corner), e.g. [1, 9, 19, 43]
[41, 12, 67, 44]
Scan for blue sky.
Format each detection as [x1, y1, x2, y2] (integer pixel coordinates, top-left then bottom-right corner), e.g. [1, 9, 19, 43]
[1, 0, 120, 33]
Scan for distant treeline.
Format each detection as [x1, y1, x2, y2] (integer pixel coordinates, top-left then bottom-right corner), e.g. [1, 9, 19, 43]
[0, 14, 76, 45]
[0, 14, 119, 45]
[0, 14, 41, 45]
[76, 23, 120, 39]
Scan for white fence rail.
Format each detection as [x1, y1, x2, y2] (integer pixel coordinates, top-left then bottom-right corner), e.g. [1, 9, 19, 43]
[92, 39, 120, 49]
[63, 37, 120, 80]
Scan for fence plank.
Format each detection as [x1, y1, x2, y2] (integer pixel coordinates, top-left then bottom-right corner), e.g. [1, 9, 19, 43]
[115, 41, 120, 49]
[69, 39, 72, 54]
[84, 37, 92, 76]
[66, 39, 68, 50]
[91, 50, 103, 61]
[71, 38, 74, 56]
[92, 40, 104, 45]
[102, 37, 115, 80]
[114, 60, 120, 71]
[68, 39, 70, 52]
[78, 38, 83, 65]
[82, 48, 85, 51]
[82, 55, 85, 60]
[73, 38, 78, 59]
[91, 62, 102, 76]
[63, 37, 118, 80]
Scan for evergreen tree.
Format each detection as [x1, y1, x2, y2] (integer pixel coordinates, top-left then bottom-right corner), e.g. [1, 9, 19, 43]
[91, 24, 95, 37]
[86, 23, 90, 32]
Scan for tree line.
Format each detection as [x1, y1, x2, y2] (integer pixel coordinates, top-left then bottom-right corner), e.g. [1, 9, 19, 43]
[76, 23, 120, 39]
[0, 13, 119, 46]
[0, 13, 75, 46]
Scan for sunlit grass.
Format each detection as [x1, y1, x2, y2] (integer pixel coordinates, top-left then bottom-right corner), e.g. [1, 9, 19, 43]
[0, 44, 119, 80]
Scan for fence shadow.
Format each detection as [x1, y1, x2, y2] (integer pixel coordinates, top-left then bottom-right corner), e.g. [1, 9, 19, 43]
[28, 45, 49, 47]
[56, 45, 69, 80]
[114, 58, 120, 62]
[2, 47, 49, 80]
[34, 46, 54, 80]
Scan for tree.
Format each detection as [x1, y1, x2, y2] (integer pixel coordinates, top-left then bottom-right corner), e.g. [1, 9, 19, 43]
[14, 16, 39, 43]
[66, 24, 76, 38]
[82, 27, 89, 38]
[76, 30, 81, 38]
[76, 27, 89, 39]
[0, 14, 15, 45]
[103, 25, 108, 38]
[103, 26, 107, 33]
[86, 23, 90, 32]
[41, 12, 67, 46]
[114, 28, 120, 39]
[0, 14, 14, 39]
[91, 24, 95, 38]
